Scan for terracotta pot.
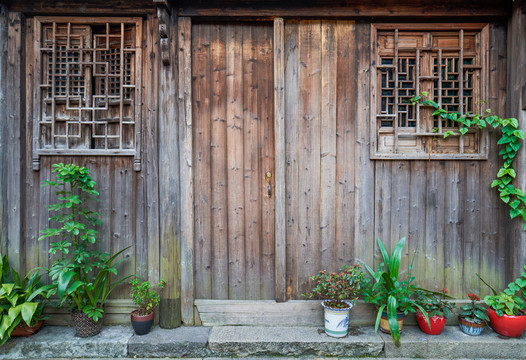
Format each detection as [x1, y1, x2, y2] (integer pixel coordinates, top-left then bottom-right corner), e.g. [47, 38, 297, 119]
[416, 310, 446, 335]
[11, 320, 43, 337]
[379, 310, 404, 334]
[72, 310, 103, 338]
[458, 316, 485, 336]
[131, 310, 154, 335]
[321, 300, 352, 338]
[488, 307, 526, 337]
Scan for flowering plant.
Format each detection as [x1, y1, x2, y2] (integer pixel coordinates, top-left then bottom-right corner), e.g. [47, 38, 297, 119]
[130, 278, 166, 316]
[415, 288, 455, 318]
[459, 293, 489, 325]
[303, 264, 366, 309]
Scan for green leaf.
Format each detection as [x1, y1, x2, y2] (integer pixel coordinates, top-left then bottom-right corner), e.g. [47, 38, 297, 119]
[491, 180, 501, 188]
[510, 208, 522, 219]
[387, 295, 401, 348]
[497, 168, 507, 178]
[459, 128, 468, 135]
[20, 303, 38, 326]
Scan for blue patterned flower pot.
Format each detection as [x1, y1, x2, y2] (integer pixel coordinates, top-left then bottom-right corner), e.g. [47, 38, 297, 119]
[321, 300, 352, 337]
[458, 316, 485, 336]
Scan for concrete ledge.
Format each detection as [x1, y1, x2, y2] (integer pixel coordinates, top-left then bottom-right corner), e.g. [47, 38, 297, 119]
[207, 326, 384, 357]
[0, 326, 133, 359]
[382, 326, 526, 359]
[127, 326, 211, 358]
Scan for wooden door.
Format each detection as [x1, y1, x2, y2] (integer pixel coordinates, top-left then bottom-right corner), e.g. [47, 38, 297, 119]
[192, 22, 275, 300]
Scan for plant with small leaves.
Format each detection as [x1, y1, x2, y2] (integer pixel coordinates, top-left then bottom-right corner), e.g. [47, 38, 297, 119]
[481, 265, 526, 317]
[415, 288, 455, 318]
[130, 278, 166, 316]
[459, 293, 489, 325]
[410, 93, 526, 230]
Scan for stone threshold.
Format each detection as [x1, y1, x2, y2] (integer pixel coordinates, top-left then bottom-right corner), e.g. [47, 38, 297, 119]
[0, 325, 524, 359]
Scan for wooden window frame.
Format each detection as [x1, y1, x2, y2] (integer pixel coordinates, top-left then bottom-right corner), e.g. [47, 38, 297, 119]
[31, 17, 143, 171]
[370, 23, 489, 160]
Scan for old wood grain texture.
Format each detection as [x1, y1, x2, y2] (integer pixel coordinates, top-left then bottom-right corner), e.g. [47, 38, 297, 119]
[353, 23, 375, 269]
[374, 161, 392, 260]
[273, 17, 286, 302]
[297, 21, 322, 295]
[210, 23, 229, 300]
[159, 10, 182, 327]
[463, 161, 481, 295]
[390, 161, 410, 272]
[284, 21, 300, 299]
[192, 23, 213, 299]
[178, 16, 194, 324]
[258, 25, 275, 300]
[408, 161, 427, 278]
[0, 5, 7, 258]
[334, 21, 356, 269]
[226, 24, 246, 299]
[145, 14, 161, 289]
[320, 21, 337, 271]
[243, 25, 262, 300]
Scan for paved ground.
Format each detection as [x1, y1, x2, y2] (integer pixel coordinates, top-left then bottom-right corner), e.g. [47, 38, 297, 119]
[0, 325, 525, 359]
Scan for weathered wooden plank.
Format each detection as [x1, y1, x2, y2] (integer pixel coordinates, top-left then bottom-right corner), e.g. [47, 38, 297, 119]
[320, 21, 337, 271]
[353, 23, 374, 268]
[0, 4, 7, 258]
[210, 23, 229, 300]
[463, 161, 481, 295]
[159, 10, 182, 327]
[297, 21, 322, 295]
[273, 17, 286, 302]
[390, 161, 410, 272]
[374, 161, 392, 258]
[192, 23, 212, 299]
[427, 162, 445, 292]
[9, 0, 158, 15]
[6, 11, 23, 271]
[178, 16, 194, 324]
[242, 25, 261, 300]
[334, 21, 355, 269]
[284, 21, 300, 300]
[408, 161, 427, 281]
[257, 24, 275, 300]
[226, 24, 246, 299]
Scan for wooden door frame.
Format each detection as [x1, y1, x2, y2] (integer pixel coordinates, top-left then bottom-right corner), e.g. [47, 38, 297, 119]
[178, 17, 287, 325]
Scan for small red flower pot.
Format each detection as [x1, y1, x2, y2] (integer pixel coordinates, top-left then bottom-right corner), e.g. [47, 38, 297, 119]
[488, 307, 526, 338]
[416, 310, 446, 335]
[11, 320, 43, 337]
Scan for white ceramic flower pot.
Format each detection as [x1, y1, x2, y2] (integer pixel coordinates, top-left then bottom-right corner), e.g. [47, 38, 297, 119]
[321, 300, 352, 337]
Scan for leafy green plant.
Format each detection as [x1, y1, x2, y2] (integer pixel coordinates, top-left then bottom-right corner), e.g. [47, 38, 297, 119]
[0, 254, 53, 345]
[459, 293, 489, 325]
[303, 264, 366, 309]
[38, 163, 131, 322]
[415, 288, 455, 318]
[130, 278, 166, 316]
[480, 265, 526, 317]
[411, 92, 526, 230]
[362, 237, 428, 347]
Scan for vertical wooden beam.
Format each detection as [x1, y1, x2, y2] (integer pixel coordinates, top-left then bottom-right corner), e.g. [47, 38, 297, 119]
[178, 16, 194, 325]
[159, 10, 181, 328]
[273, 17, 286, 302]
[0, 4, 8, 257]
[6, 12, 24, 271]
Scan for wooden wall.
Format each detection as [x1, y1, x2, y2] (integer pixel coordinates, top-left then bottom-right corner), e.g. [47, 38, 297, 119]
[191, 22, 275, 300]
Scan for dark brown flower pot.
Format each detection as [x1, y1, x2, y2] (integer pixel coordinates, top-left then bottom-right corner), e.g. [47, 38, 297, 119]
[131, 310, 154, 335]
[72, 310, 103, 338]
[11, 320, 43, 337]
[379, 311, 405, 334]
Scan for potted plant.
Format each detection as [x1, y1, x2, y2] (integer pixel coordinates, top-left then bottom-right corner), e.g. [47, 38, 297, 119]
[303, 264, 366, 337]
[130, 278, 165, 335]
[415, 288, 455, 335]
[479, 265, 526, 337]
[458, 293, 488, 336]
[39, 163, 131, 337]
[0, 254, 53, 345]
[362, 237, 428, 347]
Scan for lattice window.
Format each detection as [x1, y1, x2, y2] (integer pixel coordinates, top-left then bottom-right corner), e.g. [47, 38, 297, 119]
[32, 17, 142, 170]
[371, 24, 489, 160]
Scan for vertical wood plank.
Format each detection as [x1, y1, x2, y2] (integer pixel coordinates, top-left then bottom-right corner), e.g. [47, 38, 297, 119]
[210, 23, 229, 300]
[159, 10, 182, 327]
[334, 21, 355, 269]
[408, 161, 427, 278]
[226, 24, 246, 299]
[243, 25, 261, 300]
[320, 21, 337, 271]
[463, 161, 481, 295]
[258, 25, 275, 300]
[354, 23, 375, 268]
[178, 16, 194, 324]
[193, 23, 212, 299]
[6, 12, 24, 271]
[374, 161, 392, 258]
[284, 22, 299, 299]
[297, 21, 322, 295]
[390, 161, 410, 271]
[273, 17, 286, 302]
[0, 4, 7, 257]
[444, 162, 463, 296]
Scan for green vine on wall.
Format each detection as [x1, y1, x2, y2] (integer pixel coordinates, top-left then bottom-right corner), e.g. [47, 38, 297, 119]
[410, 92, 526, 230]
